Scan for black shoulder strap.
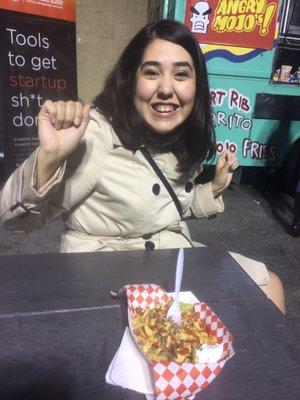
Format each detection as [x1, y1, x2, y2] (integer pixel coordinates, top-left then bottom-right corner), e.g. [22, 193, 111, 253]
[140, 147, 183, 219]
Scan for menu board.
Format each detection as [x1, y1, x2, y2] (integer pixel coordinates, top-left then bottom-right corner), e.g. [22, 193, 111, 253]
[0, 0, 77, 174]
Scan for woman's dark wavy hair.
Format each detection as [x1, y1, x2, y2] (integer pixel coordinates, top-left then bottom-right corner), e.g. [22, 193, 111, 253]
[94, 19, 215, 173]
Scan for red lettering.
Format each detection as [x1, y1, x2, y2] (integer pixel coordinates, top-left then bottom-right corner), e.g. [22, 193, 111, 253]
[229, 143, 237, 153]
[241, 97, 250, 112]
[210, 90, 216, 106]
[216, 143, 224, 153]
[211, 89, 227, 107]
[9, 75, 17, 87]
[216, 90, 227, 105]
[229, 89, 239, 108]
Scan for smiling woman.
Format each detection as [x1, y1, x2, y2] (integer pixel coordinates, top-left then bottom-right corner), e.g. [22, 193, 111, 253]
[94, 19, 215, 173]
[0, 19, 285, 313]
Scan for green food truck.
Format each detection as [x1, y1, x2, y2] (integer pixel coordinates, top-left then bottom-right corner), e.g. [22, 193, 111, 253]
[148, 0, 300, 174]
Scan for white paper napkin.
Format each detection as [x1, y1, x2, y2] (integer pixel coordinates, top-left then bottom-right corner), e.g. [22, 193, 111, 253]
[106, 327, 155, 397]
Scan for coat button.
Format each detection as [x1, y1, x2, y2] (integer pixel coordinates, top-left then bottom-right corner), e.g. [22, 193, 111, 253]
[145, 241, 155, 250]
[152, 183, 160, 195]
[142, 234, 152, 240]
[185, 181, 194, 193]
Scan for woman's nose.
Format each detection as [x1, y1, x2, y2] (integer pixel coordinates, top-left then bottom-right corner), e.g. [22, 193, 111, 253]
[157, 75, 173, 99]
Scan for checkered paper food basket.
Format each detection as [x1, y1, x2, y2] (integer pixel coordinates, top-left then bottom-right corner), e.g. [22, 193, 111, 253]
[125, 283, 234, 400]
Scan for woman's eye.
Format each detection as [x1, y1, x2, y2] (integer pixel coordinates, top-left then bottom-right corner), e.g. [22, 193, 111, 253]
[144, 69, 159, 77]
[175, 71, 189, 79]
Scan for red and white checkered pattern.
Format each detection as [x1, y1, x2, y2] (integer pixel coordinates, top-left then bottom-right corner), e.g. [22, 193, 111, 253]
[126, 284, 171, 312]
[193, 303, 234, 361]
[125, 284, 234, 400]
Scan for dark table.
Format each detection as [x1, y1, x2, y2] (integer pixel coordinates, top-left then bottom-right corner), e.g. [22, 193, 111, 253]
[0, 247, 299, 400]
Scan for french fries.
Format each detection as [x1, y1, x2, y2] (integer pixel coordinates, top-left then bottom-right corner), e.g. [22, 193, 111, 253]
[132, 301, 217, 363]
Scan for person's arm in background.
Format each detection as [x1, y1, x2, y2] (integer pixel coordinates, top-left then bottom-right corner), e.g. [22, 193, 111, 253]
[0, 100, 90, 231]
[189, 150, 238, 218]
[211, 150, 239, 198]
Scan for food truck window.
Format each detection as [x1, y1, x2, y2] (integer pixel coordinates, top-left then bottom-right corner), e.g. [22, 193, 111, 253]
[281, 0, 300, 41]
[271, 0, 300, 84]
[272, 45, 300, 83]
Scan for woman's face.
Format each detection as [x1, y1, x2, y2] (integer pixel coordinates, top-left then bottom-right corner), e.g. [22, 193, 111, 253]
[134, 39, 196, 134]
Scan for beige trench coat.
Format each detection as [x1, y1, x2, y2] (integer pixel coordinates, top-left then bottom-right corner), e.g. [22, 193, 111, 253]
[0, 109, 269, 285]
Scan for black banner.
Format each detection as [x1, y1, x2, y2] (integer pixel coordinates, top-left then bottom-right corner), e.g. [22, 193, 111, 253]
[0, 8, 77, 174]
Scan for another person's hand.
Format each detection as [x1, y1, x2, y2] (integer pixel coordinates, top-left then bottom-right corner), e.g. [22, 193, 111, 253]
[211, 150, 238, 198]
[36, 100, 90, 188]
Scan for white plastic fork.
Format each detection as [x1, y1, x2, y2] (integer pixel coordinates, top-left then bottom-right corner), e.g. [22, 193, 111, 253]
[167, 248, 184, 324]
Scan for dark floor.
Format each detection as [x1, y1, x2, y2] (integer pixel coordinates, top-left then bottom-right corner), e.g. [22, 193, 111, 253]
[0, 173, 299, 331]
[189, 175, 300, 331]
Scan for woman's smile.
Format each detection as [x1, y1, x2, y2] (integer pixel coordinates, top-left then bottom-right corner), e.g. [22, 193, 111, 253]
[150, 102, 179, 116]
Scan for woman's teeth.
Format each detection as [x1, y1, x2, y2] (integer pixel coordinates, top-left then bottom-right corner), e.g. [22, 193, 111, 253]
[153, 104, 176, 113]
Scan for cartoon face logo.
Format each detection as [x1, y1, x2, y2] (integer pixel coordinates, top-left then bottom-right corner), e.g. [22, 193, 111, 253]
[190, 1, 212, 34]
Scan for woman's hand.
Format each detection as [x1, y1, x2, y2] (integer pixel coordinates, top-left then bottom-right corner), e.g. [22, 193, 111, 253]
[211, 150, 238, 198]
[36, 100, 90, 189]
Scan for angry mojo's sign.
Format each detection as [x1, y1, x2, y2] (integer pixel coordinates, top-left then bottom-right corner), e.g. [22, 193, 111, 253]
[184, 0, 280, 49]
